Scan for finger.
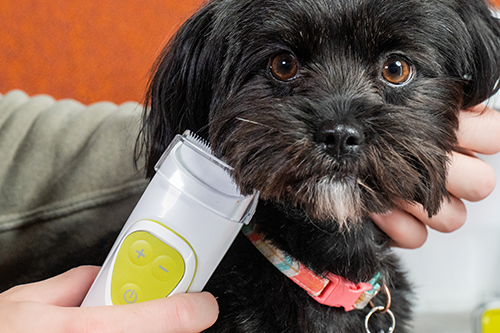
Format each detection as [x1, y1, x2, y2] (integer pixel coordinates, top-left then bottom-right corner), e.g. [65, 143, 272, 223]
[447, 152, 496, 202]
[371, 209, 428, 249]
[2, 266, 100, 306]
[401, 195, 467, 233]
[458, 105, 500, 155]
[63, 292, 219, 333]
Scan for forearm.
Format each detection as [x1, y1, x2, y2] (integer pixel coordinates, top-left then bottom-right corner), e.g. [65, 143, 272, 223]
[0, 90, 148, 290]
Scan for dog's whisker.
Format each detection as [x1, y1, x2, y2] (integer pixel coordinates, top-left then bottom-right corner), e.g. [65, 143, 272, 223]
[378, 128, 419, 159]
[356, 179, 374, 194]
[305, 214, 336, 235]
[198, 123, 210, 135]
[235, 117, 276, 130]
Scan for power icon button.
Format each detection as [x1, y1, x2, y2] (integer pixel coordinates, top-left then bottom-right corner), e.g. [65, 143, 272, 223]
[124, 289, 137, 303]
[118, 283, 143, 305]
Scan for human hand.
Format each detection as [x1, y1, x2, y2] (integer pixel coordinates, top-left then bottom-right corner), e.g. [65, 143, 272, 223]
[0, 266, 218, 333]
[372, 104, 500, 248]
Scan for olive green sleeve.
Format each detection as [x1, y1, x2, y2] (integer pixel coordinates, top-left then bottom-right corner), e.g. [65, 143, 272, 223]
[0, 90, 149, 290]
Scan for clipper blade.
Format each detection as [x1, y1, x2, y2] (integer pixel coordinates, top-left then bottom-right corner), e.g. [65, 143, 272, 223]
[183, 130, 212, 154]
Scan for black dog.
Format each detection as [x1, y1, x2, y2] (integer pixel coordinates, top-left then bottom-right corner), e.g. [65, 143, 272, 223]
[141, 0, 500, 331]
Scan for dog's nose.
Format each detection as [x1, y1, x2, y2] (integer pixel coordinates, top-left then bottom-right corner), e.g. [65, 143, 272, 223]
[316, 121, 364, 156]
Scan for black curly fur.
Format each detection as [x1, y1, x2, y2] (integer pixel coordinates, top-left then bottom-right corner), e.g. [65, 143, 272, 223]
[141, 0, 500, 332]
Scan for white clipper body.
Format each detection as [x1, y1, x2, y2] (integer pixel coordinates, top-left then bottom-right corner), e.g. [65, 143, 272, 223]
[82, 131, 259, 307]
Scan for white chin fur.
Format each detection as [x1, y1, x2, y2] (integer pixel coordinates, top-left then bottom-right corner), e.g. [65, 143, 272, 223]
[310, 178, 364, 227]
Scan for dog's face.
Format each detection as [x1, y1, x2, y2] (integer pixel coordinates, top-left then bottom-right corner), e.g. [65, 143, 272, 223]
[143, 0, 500, 227]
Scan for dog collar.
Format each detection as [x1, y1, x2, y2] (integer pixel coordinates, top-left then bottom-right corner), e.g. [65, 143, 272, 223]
[242, 224, 382, 311]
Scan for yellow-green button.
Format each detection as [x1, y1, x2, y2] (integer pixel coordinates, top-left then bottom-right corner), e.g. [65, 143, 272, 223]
[118, 283, 143, 305]
[129, 240, 153, 266]
[111, 230, 186, 305]
[152, 255, 179, 281]
[483, 309, 500, 333]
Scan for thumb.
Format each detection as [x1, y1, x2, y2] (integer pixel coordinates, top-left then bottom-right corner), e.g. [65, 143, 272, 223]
[69, 292, 219, 333]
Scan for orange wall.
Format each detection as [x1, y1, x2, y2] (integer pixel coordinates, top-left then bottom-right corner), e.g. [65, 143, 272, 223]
[0, 0, 205, 104]
[2, 0, 499, 104]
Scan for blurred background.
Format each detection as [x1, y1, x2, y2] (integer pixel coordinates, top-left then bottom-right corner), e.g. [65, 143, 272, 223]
[1, 1, 500, 332]
[0, 0, 203, 104]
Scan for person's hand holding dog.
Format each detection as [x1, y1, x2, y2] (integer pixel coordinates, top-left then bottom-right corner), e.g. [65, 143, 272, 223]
[0, 266, 219, 333]
[373, 104, 500, 248]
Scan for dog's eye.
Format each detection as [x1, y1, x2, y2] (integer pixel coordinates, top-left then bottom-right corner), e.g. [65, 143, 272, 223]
[270, 53, 298, 81]
[382, 57, 413, 85]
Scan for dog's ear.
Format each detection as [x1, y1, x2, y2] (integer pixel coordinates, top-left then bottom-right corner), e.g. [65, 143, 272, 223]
[140, 3, 221, 177]
[453, 0, 500, 108]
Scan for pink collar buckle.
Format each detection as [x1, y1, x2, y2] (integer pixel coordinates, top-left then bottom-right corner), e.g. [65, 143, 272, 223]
[312, 273, 373, 311]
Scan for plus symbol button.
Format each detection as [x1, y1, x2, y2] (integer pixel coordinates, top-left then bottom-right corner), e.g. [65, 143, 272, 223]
[136, 249, 146, 259]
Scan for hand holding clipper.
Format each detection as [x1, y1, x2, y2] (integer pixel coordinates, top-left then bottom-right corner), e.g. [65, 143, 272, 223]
[82, 131, 259, 307]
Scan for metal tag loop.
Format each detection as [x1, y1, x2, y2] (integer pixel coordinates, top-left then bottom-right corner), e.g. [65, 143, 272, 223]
[369, 284, 392, 313]
[364, 306, 396, 333]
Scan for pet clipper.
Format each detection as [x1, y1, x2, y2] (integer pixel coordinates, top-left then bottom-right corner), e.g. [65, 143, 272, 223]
[81, 130, 259, 306]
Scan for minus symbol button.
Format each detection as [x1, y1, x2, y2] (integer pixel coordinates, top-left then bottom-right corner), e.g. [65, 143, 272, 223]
[152, 255, 178, 281]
